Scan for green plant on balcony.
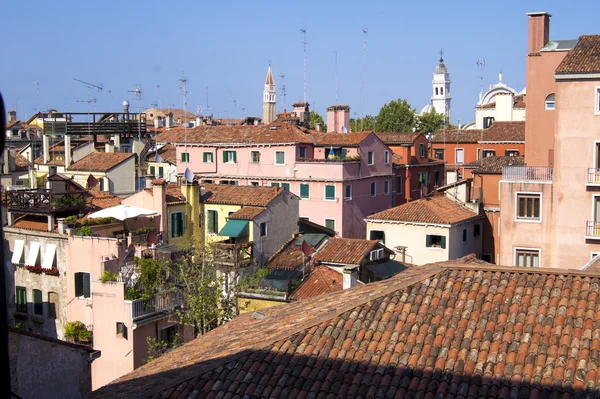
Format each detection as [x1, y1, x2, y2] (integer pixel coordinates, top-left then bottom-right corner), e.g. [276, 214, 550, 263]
[78, 226, 92, 236]
[64, 321, 93, 344]
[99, 270, 118, 283]
[64, 215, 79, 224]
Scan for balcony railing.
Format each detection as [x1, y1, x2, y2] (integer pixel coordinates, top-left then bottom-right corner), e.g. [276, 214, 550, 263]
[502, 166, 553, 182]
[130, 291, 180, 321]
[586, 168, 600, 185]
[5, 189, 86, 214]
[213, 242, 253, 268]
[586, 221, 600, 239]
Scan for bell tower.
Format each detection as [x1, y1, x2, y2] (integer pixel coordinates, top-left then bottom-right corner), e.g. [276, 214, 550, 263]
[431, 49, 452, 119]
[263, 65, 276, 124]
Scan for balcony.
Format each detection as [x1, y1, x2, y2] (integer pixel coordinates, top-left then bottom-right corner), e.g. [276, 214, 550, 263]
[502, 166, 553, 182]
[43, 112, 146, 137]
[213, 242, 253, 268]
[586, 221, 600, 240]
[295, 160, 361, 180]
[586, 168, 600, 186]
[130, 291, 181, 321]
[5, 189, 86, 214]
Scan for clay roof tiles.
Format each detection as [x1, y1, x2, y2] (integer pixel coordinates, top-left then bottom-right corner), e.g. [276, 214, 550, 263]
[556, 35, 600, 74]
[14, 153, 30, 170]
[311, 131, 372, 146]
[289, 265, 342, 300]
[227, 206, 265, 220]
[465, 155, 526, 174]
[143, 184, 187, 205]
[367, 195, 481, 225]
[431, 121, 525, 143]
[146, 144, 177, 165]
[202, 184, 284, 207]
[266, 235, 320, 271]
[155, 123, 313, 145]
[312, 237, 379, 265]
[66, 152, 134, 172]
[92, 259, 600, 398]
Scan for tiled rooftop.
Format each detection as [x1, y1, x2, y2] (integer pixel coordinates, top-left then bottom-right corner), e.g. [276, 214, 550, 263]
[312, 237, 379, 266]
[146, 144, 177, 165]
[143, 184, 187, 205]
[266, 235, 318, 271]
[367, 195, 481, 225]
[67, 152, 134, 172]
[155, 123, 313, 145]
[311, 131, 372, 146]
[431, 121, 525, 144]
[227, 206, 265, 221]
[375, 131, 421, 145]
[556, 35, 600, 75]
[202, 184, 284, 207]
[289, 265, 342, 300]
[93, 259, 600, 398]
[86, 189, 121, 211]
[465, 156, 526, 174]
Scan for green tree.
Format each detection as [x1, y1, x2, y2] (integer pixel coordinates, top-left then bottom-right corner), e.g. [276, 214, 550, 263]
[350, 115, 377, 132]
[309, 110, 327, 131]
[417, 109, 448, 134]
[374, 99, 417, 132]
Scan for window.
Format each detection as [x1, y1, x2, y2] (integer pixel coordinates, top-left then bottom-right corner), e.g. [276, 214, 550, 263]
[260, 222, 267, 237]
[75, 272, 91, 299]
[181, 152, 190, 163]
[368, 151, 374, 165]
[325, 185, 336, 201]
[505, 150, 519, 157]
[483, 117, 495, 129]
[170, 212, 185, 238]
[419, 143, 426, 158]
[455, 148, 464, 164]
[298, 147, 307, 159]
[397, 176, 403, 194]
[116, 322, 128, 339]
[482, 150, 496, 158]
[345, 184, 352, 200]
[434, 170, 440, 187]
[440, 87, 444, 95]
[516, 193, 541, 221]
[160, 325, 178, 347]
[158, 167, 164, 178]
[426, 235, 446, 249]
[325, 219, 336, 231]
[435, 88, 439, 95]
[203, 152, 214, 163]
[481, 254, 493, 263]
[369, 248, 384, 261]
[370, 182, 376, 197]
[202, 179, 214, 184]
[418, 172, 428, 189]
[250, 151, 260, 163]
[384, 151, 390, 164]
[300, 184, 310, 199]
[47, 292, 58, 319]
[16, 286, 27, 313]
[474, 224, 481, 237]
[207, 210, 218, 234]
[33, 289, 43, 316]
[275, 151, 285, 165]
[462, 229, 467, 242]
[149, 166, 156, 176]
[545, 93, 555, 110]
[516, 249, 540, 267]
[384, 180, 390, 195]
[596, 87, 600, 115]
[223, 150, 237, 164]
[250, 181, 260, 186]
[434, 149, 444, 160]
[370, 230, 385, 243]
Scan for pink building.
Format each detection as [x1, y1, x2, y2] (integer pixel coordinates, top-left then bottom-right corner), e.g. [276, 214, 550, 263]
[156, 124, 394, 238]
[326, 105, 351, 133]
[500, 13, 600, 268]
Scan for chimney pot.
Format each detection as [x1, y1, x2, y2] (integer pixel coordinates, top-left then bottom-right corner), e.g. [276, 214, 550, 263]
[342, 267, 357, 289]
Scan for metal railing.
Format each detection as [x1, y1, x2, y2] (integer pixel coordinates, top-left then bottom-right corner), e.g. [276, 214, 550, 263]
[130, 291, 180, 320]
[586, 221, 600, 238]
[5, 189, 86, 213]
[502, 166, 553, 182]
[587, 168, 600, 185]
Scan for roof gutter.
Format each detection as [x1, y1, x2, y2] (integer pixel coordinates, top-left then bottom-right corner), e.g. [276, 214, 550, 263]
[555, 73, 600, 80]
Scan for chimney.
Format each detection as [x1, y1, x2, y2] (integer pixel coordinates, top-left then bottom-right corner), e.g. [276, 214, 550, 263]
[152, 179, 167, 235]
[527, 12, 551, 54]
[105, 143, 115, 153]
[165, 115, 172, 129]
[342, 267, 357, 289]
[195, 116, 202, 126]
[495, 93, 514, 122]
[315, 122, 322, 132]
[326, 105, 350, 133]
[122, 100, 130, 115]
[57, 218, 65, 235]
[8, 110, 16, 123]
[154, 118, 161, 128]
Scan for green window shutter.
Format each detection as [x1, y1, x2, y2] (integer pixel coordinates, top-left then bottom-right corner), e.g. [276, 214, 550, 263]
[300, 184, 309, 198]
[271, 183, 279, 187]
[441, 236, 447, 249]
[223, 151, 228, 163]
[83, 273, 91, 298]
[233, 151, 237, 163]
[203, 152, 208, 162]
[33, 289, 43, 315]
[150, 166, 155, 175]
[282, 183, 290, 191]
[181, 152, 186, 162]
[325, 185, 335, 200]
[75, 273, 83, 297]
[171, 212, 177, 237]
[426, 235, 432, 247]
[341, 149, 347, 158]
[207, 211, 215, 233]
[179, 213, 185, 235]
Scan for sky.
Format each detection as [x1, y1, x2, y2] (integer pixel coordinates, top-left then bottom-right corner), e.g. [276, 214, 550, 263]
[2, 0, 600, 127]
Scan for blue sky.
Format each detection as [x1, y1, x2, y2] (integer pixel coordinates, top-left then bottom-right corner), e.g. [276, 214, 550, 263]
[2, 1, 599, 126]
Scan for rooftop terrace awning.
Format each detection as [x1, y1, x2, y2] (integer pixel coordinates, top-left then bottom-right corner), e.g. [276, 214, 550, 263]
[218, 220, 249, 238]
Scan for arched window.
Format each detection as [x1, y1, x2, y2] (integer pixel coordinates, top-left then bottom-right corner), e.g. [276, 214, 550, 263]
[440, 88, 444, 95]
[545, 93, 555, 110]
[435, 88, 439, 95]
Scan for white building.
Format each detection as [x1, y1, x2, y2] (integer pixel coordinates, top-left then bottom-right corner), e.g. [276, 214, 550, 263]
[420, 51, 452, 119]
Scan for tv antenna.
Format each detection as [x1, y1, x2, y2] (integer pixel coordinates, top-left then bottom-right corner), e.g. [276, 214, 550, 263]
[301, 29, 307, 102]
[361, 29, 368, 131]
[476, 58, 486, 104]
[179, 73, 189, 157]
[334, 50, 339, 103]
[75, 78, 103, 116]
[279, 73, 287, 110]
[33, 82, 40, 112]
[205, 86, 211, 116]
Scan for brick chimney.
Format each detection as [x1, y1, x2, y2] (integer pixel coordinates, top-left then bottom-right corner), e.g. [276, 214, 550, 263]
[342, 267, 357, 289]
[152, 179, 167, 236]
[8, 110, 16, 123]
[527, 12, 551, 54]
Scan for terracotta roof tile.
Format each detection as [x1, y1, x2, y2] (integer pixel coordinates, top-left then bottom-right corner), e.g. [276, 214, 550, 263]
[143, 184, 187, 205]
[86, 189, 121, 211]
[367, 195, 481, 225]
[156, 123, 313, 145]
[312, 238, 379, 266]
[67, 152, 134, 172]
[14, 152, 30, 170]
[464, 155, 525, 174]
[311, 131, 372, 146]
[266, 235, 319, 271]
[374, 132, 421, 145]
[431, 121, 524, 144]
[289, 266, 342, 300]
[202, 184, 284, 207]
[227, 206, 265, 220]
[146, 144, 177, 165]
[12, 215, 57, 232]
[556, 35, 600, 74]
[93, 261, 600, 398]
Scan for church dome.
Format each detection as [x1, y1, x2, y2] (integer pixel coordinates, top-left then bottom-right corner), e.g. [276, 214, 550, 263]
[436, 62, 447, 74]
[420, 103, 434, 115]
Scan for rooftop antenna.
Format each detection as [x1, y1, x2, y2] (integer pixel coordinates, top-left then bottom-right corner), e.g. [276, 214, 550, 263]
[279, 73, 287, 111]
[476, 58, 486, 104]
[179, 72, 188, 157]
[128, 85, 143, 189]
[334, 50, 339, 103]
[33, 82, 40, 112]
[156, 85, 162, 116]
[301, 29, 307, 103]
[361, 29, 368, 131]
[13, 98, 18, 116]
[206, 86, 211, 116]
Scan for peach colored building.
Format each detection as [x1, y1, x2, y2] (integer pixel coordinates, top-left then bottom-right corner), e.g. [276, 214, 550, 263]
[499, 14, 600, 268]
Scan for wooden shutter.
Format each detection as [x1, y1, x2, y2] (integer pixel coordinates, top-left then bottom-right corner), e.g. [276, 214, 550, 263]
[232, 151, 237, 163]
[83, 273, 91, 298]
[223, 151, 228, 163]
[426, 235, 432, 247]
[326, 185, 335, 200]
[282, 183, 290, 191]
[300, 184, 309, 198]
[207, 211, 215, 233]
[441, 236, 447, 249]
[75, 272, 83, 297]
[179, 213, 185, 236]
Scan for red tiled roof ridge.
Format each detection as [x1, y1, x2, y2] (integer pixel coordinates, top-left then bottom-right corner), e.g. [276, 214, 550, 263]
[555, 35, 600, 75]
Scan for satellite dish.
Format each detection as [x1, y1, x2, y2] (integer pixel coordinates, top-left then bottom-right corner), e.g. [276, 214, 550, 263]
[341, 126, 348, 133]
